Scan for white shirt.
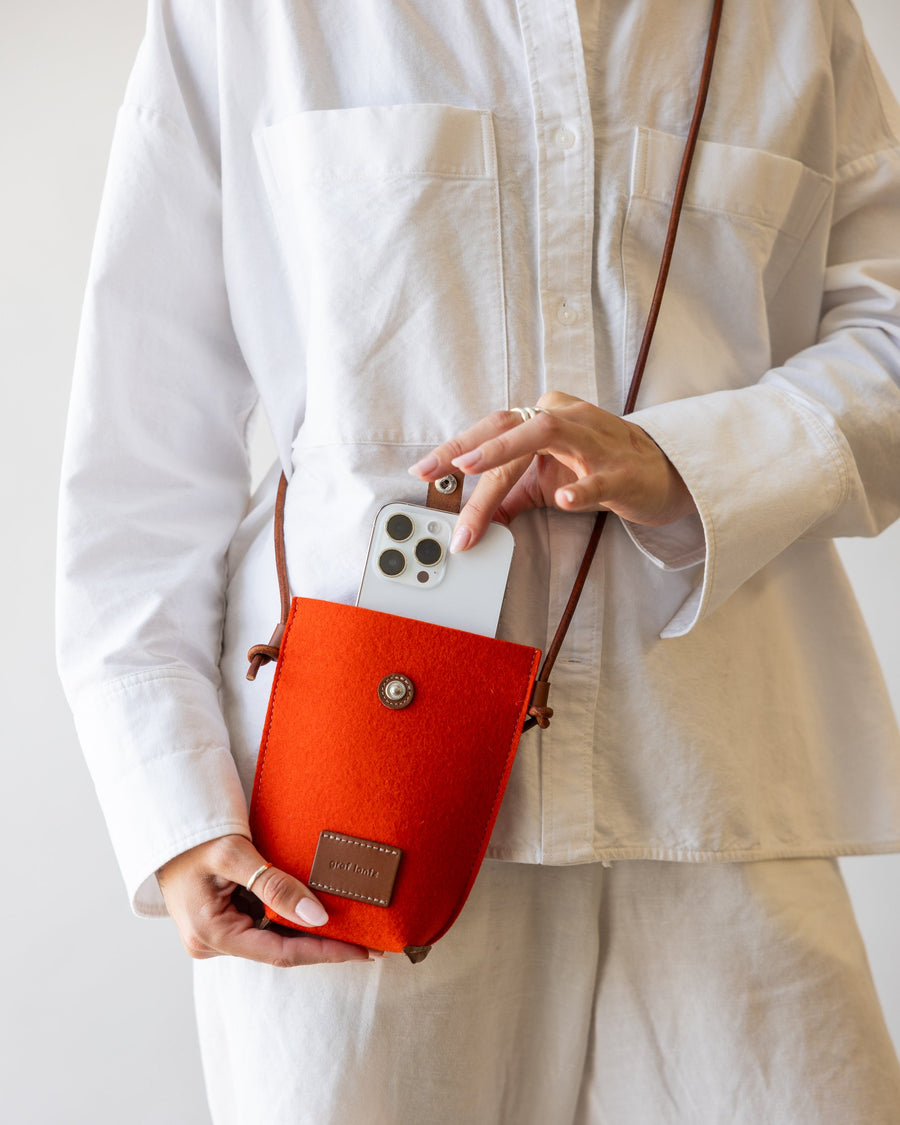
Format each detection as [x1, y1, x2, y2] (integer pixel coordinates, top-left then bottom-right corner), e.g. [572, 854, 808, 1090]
[58, 0, 900, 915]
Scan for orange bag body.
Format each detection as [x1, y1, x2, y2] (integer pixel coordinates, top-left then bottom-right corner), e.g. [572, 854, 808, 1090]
[249, 597, 541, 957]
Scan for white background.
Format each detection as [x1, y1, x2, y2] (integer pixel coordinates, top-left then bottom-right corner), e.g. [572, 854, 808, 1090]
[1, 3, 899, 1121]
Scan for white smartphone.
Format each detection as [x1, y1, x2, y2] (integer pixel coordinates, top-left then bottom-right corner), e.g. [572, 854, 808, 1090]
[356, 502, 514, 637]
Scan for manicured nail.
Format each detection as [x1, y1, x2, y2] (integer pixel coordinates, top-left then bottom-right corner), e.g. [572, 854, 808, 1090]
[450, 526, 472, 554]
[408, 453, 439, 477]
[296, 898, 329, 926]
[560, 489, 576, 505]
[451, 449, 482, 471]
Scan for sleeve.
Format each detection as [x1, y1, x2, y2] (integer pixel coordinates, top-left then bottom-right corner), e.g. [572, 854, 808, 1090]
[621, 1, 900, 638]
[56, 1, 256, 915]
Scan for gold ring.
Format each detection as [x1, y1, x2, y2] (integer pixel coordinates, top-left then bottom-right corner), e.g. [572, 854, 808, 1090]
[245, 862, 273, 894]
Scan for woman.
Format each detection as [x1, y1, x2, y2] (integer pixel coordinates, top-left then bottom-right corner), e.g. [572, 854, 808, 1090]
[58, 0, 900, 1120]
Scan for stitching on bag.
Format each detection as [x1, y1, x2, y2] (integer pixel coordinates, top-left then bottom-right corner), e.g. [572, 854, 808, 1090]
[321, 833, 401, 857]
[309, 883, 390, 906]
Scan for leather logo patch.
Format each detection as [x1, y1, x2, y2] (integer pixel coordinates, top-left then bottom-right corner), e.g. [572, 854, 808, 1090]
[309, 832, 402, 907]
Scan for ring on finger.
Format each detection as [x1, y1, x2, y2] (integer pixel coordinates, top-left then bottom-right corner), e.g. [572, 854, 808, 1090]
[245, 862, 273, 894]
[512, 405, 552, 423]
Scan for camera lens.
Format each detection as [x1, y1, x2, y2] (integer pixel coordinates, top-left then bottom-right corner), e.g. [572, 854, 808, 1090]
[414, 538, 443, 566]
[378, 548, 406, 577]
[385, 514, 414, 542]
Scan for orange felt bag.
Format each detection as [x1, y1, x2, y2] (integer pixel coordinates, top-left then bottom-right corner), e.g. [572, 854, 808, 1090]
[240, 0, 722, 961]
[248, 591, 540, 960]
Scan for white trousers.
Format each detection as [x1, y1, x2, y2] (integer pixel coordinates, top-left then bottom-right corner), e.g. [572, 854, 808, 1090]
[194, 858, 900, 1124]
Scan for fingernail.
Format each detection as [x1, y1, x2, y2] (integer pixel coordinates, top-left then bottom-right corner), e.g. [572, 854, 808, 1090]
[450, 526, 472, 554]
[296, 898, 329, 926]
[451, 449, 482, 471]
[408, 453, 439, 477]
[368, 949, 387, 960]
[560, 490, 576, 505]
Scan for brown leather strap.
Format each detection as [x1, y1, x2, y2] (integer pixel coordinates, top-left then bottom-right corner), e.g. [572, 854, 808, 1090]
[523, 0, 724, 731]
[246, 472, 291, 680]
[248, 0, 724, 694]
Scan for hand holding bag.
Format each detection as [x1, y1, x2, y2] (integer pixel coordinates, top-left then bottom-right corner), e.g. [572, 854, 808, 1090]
[241, 0, 724, 962]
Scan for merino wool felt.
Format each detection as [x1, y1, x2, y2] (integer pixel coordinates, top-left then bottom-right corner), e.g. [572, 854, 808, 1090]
[249, 598, 541, 954]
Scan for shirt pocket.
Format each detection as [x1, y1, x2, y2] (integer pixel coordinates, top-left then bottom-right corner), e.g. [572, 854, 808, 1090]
[621, 127, 832, 403]
[255, 103, 508, 447]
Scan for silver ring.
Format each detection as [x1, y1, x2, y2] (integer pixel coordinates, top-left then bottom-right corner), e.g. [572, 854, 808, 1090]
[245, 862, 272, 894]
[512, 405, 551, 423]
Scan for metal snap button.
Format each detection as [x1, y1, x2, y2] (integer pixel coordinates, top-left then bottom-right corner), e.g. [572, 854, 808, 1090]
[378, 673, 415, 709]
[435, 475, 458, 495]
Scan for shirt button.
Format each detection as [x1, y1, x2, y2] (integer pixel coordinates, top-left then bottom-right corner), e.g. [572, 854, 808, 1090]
[556, 300, 579, 326]
[554, 127, 577, 150]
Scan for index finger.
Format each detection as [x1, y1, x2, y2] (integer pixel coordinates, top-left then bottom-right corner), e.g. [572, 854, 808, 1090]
[408, 409, 528, 480]
[450, 408, 596, 480]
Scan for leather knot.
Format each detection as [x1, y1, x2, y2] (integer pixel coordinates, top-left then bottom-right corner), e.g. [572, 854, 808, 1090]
[246, 623, 286, 681]
[526, 705, 553, 730]
[526, 679, 552, 729]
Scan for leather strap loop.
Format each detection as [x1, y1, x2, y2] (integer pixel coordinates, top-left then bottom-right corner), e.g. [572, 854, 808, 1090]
[245, 473, 290, 680]
[425, 469, 465, 514]
[248, 0, 725, 700]
[246, 624, 286, 682]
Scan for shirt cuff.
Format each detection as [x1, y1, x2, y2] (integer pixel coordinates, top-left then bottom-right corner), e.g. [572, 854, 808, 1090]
[626, 382, 850, 637]
[71, 667, 251, 916]
[620, 511, 706, 572]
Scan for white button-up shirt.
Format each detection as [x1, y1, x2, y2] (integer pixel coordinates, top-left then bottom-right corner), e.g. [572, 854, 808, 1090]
[58, 0, 900, 915]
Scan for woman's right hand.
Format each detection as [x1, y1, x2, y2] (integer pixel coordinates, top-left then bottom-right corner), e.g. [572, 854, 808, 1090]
[156, 833, 375, 966]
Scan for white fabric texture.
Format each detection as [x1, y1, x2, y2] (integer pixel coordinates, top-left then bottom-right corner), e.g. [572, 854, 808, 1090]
[193, 858, 900, 1124]
[57, 0, 900, 918]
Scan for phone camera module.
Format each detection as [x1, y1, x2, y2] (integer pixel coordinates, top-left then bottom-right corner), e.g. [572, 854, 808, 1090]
[386, 514, 414, 542]
[378, 548, 406, 577]
[414, 538, 443, 567]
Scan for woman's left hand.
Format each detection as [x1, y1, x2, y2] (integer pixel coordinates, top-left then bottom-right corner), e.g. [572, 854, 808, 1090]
[408, 391, 697, 552]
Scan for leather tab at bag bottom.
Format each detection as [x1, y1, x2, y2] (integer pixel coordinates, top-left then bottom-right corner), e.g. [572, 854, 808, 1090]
[309, 831, 402, 907]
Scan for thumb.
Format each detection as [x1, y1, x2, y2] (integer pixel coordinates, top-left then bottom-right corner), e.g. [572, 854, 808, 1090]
[228, 836, 330, 928]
